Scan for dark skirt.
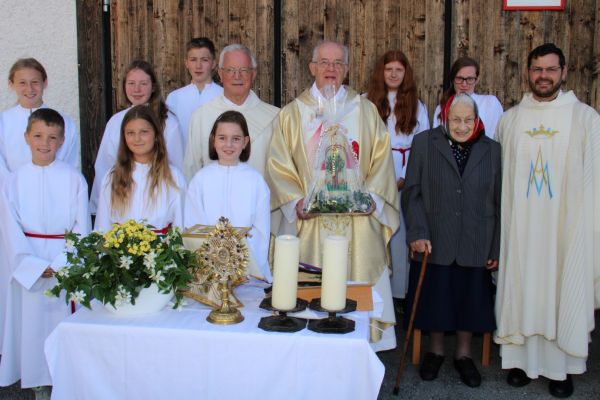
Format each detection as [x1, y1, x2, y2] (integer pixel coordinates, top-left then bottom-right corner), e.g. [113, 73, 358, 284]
[403, 260, 496, 333]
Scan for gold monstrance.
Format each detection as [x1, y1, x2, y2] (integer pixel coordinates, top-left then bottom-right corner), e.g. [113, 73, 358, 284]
[192, 217, 249, 324]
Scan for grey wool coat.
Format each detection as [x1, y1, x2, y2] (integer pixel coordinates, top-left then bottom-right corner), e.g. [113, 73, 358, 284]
[401, 126, 501, 267]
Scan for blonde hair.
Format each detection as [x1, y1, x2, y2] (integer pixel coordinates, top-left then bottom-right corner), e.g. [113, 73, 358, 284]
[110, 105, 177, 217]
[9, 58, 47, 82]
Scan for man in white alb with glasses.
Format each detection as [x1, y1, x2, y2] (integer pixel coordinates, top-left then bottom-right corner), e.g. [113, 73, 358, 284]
[184, 44, 279, 180]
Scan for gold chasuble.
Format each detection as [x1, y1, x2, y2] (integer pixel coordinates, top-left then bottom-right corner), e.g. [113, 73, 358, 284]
[267, 87, 399, 310]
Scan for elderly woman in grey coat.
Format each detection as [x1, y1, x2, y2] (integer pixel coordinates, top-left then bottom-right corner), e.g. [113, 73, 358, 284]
[402, 93, 501, 388]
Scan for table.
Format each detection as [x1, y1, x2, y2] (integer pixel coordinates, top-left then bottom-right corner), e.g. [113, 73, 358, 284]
[45, 280, 385, 400]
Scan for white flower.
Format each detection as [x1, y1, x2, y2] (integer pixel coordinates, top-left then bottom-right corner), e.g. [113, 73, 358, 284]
[119, 255, 133, 270]
[149, 269, 165, 283]
[173, 299, 187, 311]
[65, 239, 76, 252]
[56, 267, 70, 278]
[70, 290, 86, 303]
[144, 251, 157, 271]
[83, 271, 93, 279]
[115, 285, 132, 306]
[164, 262, 177, 270]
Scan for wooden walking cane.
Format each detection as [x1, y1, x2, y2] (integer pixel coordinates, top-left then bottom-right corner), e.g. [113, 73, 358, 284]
[392, 249, 429, 395]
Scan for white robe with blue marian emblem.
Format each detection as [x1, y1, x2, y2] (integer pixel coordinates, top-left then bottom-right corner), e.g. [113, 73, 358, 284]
[495, 90, 600, 380]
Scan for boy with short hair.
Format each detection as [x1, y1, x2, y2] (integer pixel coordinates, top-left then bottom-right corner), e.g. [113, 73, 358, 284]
[166, 37, 223, 147]
[0, 108, 90, 399]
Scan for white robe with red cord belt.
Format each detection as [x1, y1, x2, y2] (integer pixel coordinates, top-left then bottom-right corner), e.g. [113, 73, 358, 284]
[94, 162, 187, 233]
[0, 160, 90, 388]
[90, 108, 185, 214]
[0, 105, 80, 355]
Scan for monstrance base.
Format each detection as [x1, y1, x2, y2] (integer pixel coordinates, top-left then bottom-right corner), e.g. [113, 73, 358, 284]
[207, 307, 244, 325]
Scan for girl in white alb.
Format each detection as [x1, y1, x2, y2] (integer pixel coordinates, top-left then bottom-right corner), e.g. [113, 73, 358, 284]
[95, 105, 186, 233]
[91, 60, 185, 213]
[366, 50, 430, 299]
[0, 59, 81, 360]
[185, 110, 271, 282]
[0, 58, 80, 180]
[432, 57, 503, 138]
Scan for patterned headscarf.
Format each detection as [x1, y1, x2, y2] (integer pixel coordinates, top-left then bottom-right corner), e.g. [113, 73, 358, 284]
[440, 93, 485, 174]
[440, 93, 485, 144]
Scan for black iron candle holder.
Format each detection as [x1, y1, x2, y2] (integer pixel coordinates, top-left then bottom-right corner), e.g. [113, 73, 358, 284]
[306, 298, 357, 334]
[307, 311, 355, 334]
[308, 298, 357, 314]
[258, 297, 308, 333]
[259, 297, 308, 313]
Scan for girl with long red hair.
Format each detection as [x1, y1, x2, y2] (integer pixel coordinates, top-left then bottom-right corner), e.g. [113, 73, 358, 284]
[366, 50, 429, 302]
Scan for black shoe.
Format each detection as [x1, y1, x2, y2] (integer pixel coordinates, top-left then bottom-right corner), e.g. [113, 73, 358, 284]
[419, 352, 444, 381]
[393, 298, 404, 315]
[507, 368, 531, 387]
[453, 357, 481, 387]
[549, 375, 573, 398]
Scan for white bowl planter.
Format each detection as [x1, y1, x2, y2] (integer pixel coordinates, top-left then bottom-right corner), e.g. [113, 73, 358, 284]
[105, 284, 174, 316]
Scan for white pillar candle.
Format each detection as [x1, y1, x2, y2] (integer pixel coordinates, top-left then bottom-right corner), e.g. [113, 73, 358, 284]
[321, 235, 349, 311]
[271, 235, 300, 311]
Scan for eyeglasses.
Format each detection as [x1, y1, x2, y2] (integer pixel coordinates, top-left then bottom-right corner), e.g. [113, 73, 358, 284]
[453, 76, 477, 84]
[529, 66, 562, 74]
[219, 67, 254, 76]
[311, 60, 347, 70]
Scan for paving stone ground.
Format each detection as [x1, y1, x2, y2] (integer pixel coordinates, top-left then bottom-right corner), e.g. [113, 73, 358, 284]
[377, 310, 600, 400]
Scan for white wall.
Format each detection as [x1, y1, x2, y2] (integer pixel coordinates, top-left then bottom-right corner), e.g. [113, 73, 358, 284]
[0, 0, 79, 128]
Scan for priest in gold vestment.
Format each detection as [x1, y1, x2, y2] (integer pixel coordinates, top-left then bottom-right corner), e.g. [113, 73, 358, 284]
[266, 41, 400, 351]
[495, 43, 600, 398]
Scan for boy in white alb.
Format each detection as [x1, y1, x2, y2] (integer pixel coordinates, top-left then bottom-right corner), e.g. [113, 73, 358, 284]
[0, 109, 91, 398]
[166, 37, 223, 147]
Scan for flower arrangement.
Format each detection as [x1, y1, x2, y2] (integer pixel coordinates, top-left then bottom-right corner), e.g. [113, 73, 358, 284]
[47, 220, 198, 309]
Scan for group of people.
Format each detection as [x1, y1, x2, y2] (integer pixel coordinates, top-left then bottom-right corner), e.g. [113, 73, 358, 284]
[397, 42, 599, 399]
[0, 36, 597, 400]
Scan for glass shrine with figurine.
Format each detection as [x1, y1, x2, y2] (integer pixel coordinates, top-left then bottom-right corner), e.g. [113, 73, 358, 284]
[303, 121, 374, 215]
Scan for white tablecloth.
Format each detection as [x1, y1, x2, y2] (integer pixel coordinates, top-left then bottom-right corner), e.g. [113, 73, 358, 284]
[45, 280, 385, 400]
